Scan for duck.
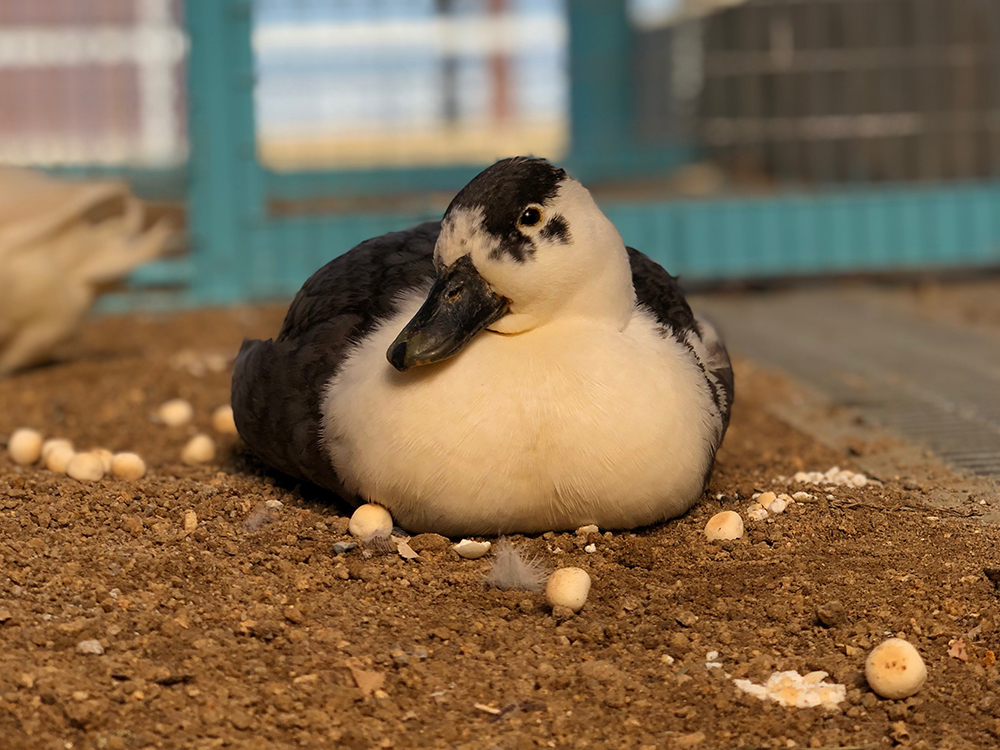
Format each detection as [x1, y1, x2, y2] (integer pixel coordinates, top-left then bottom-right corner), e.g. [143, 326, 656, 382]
[232, 156, 733, 536]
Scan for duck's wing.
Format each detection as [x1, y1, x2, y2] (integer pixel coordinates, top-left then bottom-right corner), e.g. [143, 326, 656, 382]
[232, 221, 440, 495]
[626, 247, 734, 441]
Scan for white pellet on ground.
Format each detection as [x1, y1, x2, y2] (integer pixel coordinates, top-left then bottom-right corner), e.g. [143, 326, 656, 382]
[545, 567, 591, 613]
[453, 539, 492, 559]
[584, 543, 597, 553]
[46, 445, 76, 474]
[865, 638, 927, 699]
[111, 452, 146, 480]
[264, 499, 283, 510]
[67, 452, 105, 482]
[793, 466, 869, 488]
[704, 510, 744, 541]
[348, 504, 394, 540]
[181, 434, 216, 465]
[8, 428, 43, 465]
[575, 524, 599, 535]
[158, 398, 194, 427]
[747, 492, 793, 521]
[211, 404, 238, 435]
[41, 438, 73, 461]
[733, 670, 846, 710]
[93, 448, 114, 473]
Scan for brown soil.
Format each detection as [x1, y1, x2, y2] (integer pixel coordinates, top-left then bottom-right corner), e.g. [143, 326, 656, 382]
[2, 305, 1000, 750]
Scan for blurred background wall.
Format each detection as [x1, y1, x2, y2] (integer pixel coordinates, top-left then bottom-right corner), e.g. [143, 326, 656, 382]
[1, 0, 998, 307]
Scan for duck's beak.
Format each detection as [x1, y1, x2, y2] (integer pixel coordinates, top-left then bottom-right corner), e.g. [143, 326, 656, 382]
[387, 255, 509, 372]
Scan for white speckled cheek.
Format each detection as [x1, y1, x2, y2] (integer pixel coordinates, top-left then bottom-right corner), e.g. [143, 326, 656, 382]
[435, 207, 498, 267]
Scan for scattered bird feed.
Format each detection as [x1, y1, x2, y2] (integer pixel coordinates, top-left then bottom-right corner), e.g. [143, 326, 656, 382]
[41, 438, 72, 461]
[546, 567, 591, 613]
[865, 638, 926, 699]
[733, 670, 846, 710]
[111, 452, 146, 480]
[746, 492, 794, 521]
[212, 405, 238, 435]
[66, 452, 105, 482]
[792, 466, 869, 488]
[181, 434, 216, 465]
[7, 428, 42, 465]
[453, 539, 491, 559]
[45, 444, 76, 473]
[704, 510, 744, 540]
[93, 448, 113, 473]
[348, 504, 394, 540]
[169, 349, 231, 377]
[157, 398, 194, 427]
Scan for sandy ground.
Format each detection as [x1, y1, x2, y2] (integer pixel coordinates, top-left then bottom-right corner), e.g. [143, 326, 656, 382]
[2, 302, 1000, 750]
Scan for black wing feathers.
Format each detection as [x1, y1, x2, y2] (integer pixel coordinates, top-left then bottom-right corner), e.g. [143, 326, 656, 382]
[231, 222, 439, 493]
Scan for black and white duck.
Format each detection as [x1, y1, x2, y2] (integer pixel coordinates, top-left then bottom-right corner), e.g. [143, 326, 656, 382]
[232, 156, 733, 536]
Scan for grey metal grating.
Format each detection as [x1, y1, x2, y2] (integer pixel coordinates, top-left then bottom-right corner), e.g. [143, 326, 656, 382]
[697, 288, 1000, 478]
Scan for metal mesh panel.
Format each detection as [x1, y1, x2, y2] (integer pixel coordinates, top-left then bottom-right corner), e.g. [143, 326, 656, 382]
[0, 0, 188, 167]
[252, 0, 569, 171]
[695, 0, 1000, 183]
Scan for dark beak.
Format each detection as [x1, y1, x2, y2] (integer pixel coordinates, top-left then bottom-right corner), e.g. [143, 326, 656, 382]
[387, 255, 509, 372]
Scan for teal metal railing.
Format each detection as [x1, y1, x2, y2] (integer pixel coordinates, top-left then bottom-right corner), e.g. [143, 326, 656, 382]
[139, 0, 1000, 308]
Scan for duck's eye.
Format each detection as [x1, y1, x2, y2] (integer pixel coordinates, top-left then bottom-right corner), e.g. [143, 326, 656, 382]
[519, 207, 542, 228]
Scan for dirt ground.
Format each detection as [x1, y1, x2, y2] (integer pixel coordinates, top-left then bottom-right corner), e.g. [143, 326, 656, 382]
[2, 300, 1000, 750]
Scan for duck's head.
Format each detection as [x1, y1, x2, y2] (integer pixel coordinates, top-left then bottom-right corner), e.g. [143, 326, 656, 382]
[388, 156, 634, 372]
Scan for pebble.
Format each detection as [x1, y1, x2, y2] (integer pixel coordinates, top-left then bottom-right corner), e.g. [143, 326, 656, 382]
[41, 438, 73, 461]
[66, 452, 105, 482]
[348, 504, 393, 540]
[211, 405, 238, 435]
[45, 445, 76, 474]
[75, 639, 105, 655]
[265, 499, 284, 510]
[111, 452, 146, 481]
[158, 398, 194, 427]
[453, 539, 492, 559]
[545, 567, 591, 613]
[816, 600, 847, 627]
[181, 434, 216, 465]
[575, 524, 599, 535]
[183, 510, 198, 531]
[332, 541, 357, 555]
[865, 638, 927, 699]
[7, 428, 43, 465]
[704, 510, 744, 541]
[584, 543, 597, 553]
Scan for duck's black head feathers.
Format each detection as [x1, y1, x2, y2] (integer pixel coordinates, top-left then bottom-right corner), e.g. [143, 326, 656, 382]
[444, 156, 568, 263]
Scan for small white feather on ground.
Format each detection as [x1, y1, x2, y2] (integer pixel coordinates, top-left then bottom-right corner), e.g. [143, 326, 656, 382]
[484, 539, 549, 592]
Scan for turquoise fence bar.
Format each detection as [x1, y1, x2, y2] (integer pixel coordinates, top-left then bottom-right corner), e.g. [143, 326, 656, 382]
[162, 0, 1000, 310]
